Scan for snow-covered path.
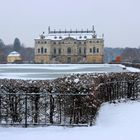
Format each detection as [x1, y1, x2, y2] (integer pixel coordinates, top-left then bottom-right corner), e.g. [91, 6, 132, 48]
[0, 101, 140, 140]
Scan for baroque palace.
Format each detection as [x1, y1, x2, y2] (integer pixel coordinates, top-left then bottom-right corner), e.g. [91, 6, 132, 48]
[34, 26, 104, 63]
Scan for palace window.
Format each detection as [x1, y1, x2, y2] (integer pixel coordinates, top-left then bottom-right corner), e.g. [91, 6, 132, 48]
[67, 57, 71, 63]
[84, 48, 86, 54]
[38, 48, 40, 53]
[58, 48, 61, 54]
[90, 48, 92, 53]
[44, 48, 47, 53]
[41, 47, 43, 54]
[93, 47, 96, 53]
[53, 42, 56, 44]
[79, 48, 81, 54]
[38, 41, 40, 44]
[97, 48, 99, 53]
[67, 47, 71, 54]
[54, 48, 56, 54]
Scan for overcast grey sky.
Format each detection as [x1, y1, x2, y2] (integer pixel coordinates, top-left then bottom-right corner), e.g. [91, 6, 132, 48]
[0, 0, 140, 48]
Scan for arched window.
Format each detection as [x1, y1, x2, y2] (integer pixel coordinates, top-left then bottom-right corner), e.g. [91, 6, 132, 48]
[67, 47, 71, 54]
[93, 47, 96, 53]
[38, 48, 40, 53]
[41, 47, 43, 54]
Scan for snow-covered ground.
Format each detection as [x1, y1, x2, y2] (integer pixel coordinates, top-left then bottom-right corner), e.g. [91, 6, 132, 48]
[126, 67, 140, 72]
[0, 101, 140, 140]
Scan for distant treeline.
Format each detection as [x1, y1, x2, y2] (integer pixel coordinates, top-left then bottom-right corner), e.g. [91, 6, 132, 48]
[0, 38, 34, 63]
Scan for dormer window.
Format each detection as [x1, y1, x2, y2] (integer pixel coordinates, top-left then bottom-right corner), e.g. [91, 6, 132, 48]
[54, 36, 57, 39]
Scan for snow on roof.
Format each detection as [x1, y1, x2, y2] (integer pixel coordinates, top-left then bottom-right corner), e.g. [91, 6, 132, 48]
[35, 33, 101, 41]
[8, 51, 21, 57]
[46, 33, 94, 40]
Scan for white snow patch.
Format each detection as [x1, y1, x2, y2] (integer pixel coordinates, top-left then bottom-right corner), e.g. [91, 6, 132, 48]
[74, 78, 79, 83]
[0, 101, 140, 140]
[126, 67, 140, 72]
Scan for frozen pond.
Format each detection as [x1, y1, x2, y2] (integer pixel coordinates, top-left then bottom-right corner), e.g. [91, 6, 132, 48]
[0, 64, 128, 80]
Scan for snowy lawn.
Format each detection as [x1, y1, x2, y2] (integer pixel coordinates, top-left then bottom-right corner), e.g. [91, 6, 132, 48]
[0, 101, 140, 140]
